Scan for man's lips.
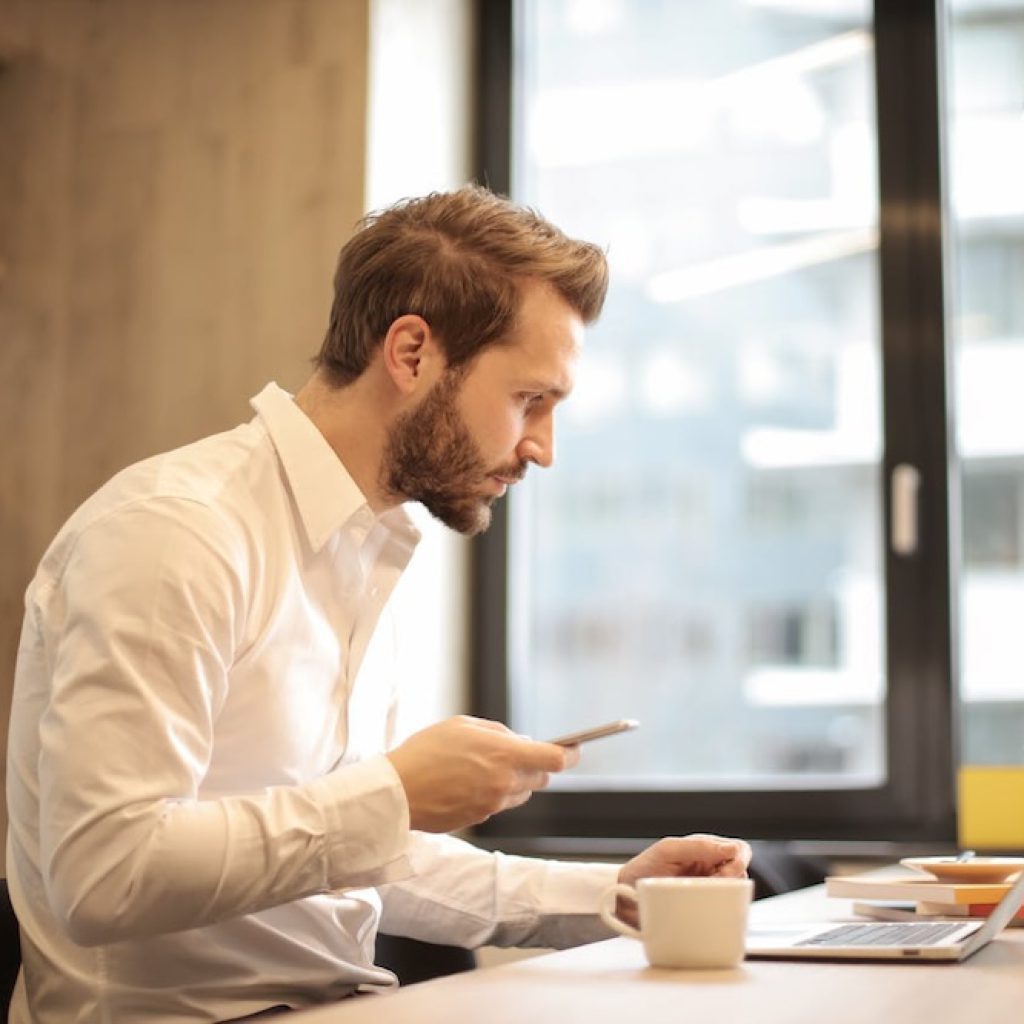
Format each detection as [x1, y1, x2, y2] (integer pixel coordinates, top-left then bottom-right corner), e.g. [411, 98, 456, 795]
[491, 465, 526, 487]
[487, 469, 525, 497]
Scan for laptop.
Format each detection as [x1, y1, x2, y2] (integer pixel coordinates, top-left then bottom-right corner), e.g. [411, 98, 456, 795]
[745, 866, 1024, 962]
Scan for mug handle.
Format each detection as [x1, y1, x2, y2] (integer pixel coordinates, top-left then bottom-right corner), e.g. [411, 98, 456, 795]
[599, 882, 642, 940]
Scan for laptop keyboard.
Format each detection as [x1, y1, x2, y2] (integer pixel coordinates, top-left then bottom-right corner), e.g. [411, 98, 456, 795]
[796, 921, 968, 948]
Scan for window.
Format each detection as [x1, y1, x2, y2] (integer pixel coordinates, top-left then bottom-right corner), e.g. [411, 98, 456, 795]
[948, 0, 1024, 761]
[472, 0, 1020, 846]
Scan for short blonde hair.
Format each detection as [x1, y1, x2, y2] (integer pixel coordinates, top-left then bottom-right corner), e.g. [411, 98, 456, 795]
[316, 185, 608, 384]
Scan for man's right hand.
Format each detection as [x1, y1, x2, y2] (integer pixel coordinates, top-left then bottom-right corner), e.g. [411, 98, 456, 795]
[385, 715, 576, 832]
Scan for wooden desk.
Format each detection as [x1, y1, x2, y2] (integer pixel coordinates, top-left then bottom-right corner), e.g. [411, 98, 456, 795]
[293, 885, 1024, 1024]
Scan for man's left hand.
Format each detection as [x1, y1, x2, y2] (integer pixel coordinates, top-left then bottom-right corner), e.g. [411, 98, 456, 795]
[614, 834, 752, 928]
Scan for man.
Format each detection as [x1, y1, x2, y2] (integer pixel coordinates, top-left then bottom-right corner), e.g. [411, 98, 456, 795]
[6, 186, 750, 1022]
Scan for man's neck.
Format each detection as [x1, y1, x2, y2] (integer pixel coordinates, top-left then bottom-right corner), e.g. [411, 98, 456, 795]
[293, 370, 394, 514]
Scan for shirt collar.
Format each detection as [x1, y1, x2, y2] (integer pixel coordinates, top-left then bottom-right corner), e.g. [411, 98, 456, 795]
[249, 382, 420, 555]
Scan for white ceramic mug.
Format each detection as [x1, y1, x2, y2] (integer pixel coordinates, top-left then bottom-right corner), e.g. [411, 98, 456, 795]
[599, 876, 753, 969]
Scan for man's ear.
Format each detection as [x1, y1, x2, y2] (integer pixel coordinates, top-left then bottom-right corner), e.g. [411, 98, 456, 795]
[381, 314, 444, 394]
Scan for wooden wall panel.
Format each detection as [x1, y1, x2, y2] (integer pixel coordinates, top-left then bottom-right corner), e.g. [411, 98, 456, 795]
[0, 0, 370, 857]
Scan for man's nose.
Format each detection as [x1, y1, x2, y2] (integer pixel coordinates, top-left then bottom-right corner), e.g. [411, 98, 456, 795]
[516, 415, 555, 468]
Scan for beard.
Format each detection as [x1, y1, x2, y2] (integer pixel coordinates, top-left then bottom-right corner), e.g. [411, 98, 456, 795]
[381, 371, 525, 535]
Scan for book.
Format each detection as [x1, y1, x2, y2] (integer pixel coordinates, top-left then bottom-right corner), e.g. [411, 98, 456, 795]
[824, 873, 1013, 906]
[852, 898, 1024, 927]
[852, 899, 926, 921]
[916, 899, 1023, 919]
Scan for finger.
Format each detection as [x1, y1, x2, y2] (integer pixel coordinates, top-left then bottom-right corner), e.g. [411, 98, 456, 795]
[712, 839, 752, 872]
[531, 740, 576, 771]
[662, 836, 747, 873]
[734, 839, 753, 869]
[709, 845, 753, 878]
[464, 716, 513, 734]
[711, 857, 749, 878]
[516, 769, 551, 793]
[707, 844, 746, 874]
[502, 736, 574, 772]
[614, 896, 640, 928]
[501, 787, 535, 812]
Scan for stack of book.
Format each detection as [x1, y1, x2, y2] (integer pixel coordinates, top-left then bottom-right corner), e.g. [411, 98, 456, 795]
[824, 872, 1024, 926]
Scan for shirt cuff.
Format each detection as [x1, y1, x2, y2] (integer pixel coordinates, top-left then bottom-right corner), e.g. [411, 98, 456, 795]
[538, 859, 621, 915]
[309, 754, 413, 889]
[526, 859, 622, 947]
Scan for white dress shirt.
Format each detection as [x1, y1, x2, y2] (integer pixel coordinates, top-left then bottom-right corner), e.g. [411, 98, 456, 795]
[6, 383, 617, 1023]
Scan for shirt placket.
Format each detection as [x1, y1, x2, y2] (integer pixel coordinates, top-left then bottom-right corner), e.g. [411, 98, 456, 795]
[334, 511, 407, 762]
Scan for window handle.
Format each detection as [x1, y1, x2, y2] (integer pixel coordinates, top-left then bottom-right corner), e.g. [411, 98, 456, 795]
[891, 463, 921, 556]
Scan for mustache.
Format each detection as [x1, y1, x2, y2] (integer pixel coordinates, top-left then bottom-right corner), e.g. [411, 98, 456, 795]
[490, 462, 528, 484]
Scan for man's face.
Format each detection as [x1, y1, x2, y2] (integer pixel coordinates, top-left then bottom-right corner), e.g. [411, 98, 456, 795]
[382, 280, 584, 535]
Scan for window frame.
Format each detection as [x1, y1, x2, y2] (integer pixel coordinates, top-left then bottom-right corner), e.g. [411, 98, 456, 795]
[470, 0, 960, 848]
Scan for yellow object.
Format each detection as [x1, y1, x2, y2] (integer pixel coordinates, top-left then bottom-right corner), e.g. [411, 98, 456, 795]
[958, 766, 1024, 850]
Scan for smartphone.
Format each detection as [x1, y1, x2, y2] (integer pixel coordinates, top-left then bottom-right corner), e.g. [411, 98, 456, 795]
[546, 718, 639, 747]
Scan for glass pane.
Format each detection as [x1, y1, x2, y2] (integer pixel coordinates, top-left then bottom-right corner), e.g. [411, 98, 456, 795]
[508, 0, 885, 788]
[947, 0, 1024, 763]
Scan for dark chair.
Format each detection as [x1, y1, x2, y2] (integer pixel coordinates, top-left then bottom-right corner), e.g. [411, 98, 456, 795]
[748, 843, 830, 900]
[0, 878, 22, 1018]
[374, 933, 475, 986]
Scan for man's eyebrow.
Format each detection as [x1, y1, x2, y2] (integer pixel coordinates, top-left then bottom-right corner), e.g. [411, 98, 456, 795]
[519, 379, 571, 400]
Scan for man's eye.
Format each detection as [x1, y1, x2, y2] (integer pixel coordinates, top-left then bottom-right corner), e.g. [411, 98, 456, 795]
[520, 393, 543, 406]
